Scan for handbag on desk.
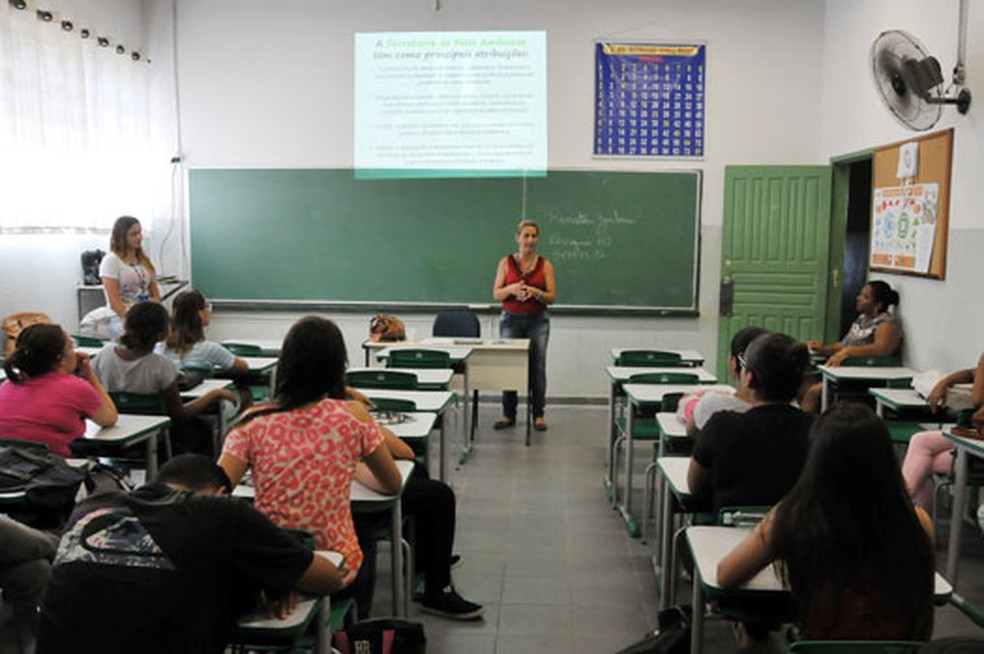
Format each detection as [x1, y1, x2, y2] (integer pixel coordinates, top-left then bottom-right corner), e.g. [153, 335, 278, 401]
[369, 314, 406, 343]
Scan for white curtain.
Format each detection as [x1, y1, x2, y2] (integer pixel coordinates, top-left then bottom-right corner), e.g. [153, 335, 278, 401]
[0, 1, 171, 234]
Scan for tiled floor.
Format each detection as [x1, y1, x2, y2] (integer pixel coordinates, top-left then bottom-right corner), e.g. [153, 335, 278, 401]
[369, 403, 984, 653]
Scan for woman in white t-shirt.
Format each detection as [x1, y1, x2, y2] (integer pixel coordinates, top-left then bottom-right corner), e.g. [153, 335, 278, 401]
[158, 290, 248, 374]
[99, 216, 160, 338]
[684, 326, 768, 437]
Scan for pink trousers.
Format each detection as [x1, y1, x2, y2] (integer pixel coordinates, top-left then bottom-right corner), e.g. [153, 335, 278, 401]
[901, 430, 955, 512]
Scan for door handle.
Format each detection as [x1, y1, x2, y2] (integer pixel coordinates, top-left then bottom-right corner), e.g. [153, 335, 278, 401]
[719, 277, 734, 317]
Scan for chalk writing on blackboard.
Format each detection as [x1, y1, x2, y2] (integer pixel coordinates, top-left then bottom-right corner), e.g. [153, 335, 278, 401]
[544, 210, 639, 261]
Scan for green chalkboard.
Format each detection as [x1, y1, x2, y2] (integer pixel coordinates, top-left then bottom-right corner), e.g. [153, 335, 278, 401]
[189, 169, 701, 311]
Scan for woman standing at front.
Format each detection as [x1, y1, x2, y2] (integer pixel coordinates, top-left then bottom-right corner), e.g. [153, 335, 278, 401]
[492, 220, 556, 432]
[100, 216, 160, 339]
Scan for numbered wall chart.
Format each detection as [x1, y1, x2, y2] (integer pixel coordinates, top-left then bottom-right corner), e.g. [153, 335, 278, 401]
[870, 183, 939, 274]
[594, 43, 705, 158]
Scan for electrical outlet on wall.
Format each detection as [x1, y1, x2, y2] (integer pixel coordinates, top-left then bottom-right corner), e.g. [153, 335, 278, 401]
[897, 141, 919, 178]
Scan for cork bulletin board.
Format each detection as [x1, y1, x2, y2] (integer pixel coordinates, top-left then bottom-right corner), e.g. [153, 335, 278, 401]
[871, 128, 953, 280]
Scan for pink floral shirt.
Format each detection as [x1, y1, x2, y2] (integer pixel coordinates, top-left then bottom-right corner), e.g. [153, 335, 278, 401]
[222, 398, 384, 572]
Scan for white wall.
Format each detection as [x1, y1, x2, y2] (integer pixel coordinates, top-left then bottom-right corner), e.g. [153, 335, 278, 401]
[820, 0, 984, 373]
[172, 0, 825, 398]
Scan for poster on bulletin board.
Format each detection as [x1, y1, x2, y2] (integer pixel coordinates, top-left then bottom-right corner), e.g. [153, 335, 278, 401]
[593, 42, 706, 158]
[870, 183, 939, 274]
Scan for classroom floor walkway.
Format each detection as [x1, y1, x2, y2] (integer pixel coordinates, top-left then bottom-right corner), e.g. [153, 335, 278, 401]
[370, 403, 984, 654]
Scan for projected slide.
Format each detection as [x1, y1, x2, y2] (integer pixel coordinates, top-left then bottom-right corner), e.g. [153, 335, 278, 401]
[354, 31, 547, 179]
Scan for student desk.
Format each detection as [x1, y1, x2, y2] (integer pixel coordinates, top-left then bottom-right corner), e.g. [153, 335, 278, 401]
[374, 412, 439, 445]
[371, 344, 474, 456]
[686, 525, 954, 654]
[616, 383, 731, 536]
[943, 430, 984, 597]
[347, 367, 454, 391]
[84, 414, 171, 478]
[816, 365, 917, 412]
[238, 356, 279, 372]
[655, 456, 694, 608]
[350, 459, 416, 618]
[366, 338, 532, 451]
[603, 367, 717, 504]
[181, 378, 237, 451]
[235, 550, 343, 654]
[869, 384, 973, 418]
[609, 348, 705, 367]
[359, 389, 455, 482]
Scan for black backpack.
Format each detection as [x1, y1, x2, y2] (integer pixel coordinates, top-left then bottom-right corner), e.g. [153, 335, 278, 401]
[615, 605, 691, 654]
[333, 618, 426, 654]
[0, 445, 87, 528]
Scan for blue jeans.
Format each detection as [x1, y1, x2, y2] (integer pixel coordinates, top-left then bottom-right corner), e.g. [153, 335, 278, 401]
[499, 310, 550, 419]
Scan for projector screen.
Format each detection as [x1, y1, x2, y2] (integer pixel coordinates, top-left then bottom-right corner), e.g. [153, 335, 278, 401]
[354, 31, 547, 179]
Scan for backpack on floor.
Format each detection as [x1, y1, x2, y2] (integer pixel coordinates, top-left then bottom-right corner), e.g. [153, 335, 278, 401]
[332, 618, 426, 654]
[615, 604, 691, 654]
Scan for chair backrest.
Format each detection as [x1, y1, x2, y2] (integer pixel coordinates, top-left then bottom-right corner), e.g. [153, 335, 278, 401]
[717, 505, 772, 527]
[432, 309, 480, 338]
[0, 438, 50, 453]
[369, 397, 417, 412]
[628, 372, 699, 385]
[616, 350, 685, 367]
[346, 369, 417, 390]
[71, 334, 107, 348]
[661, 392, 685, 413]
[223, 342, 263, 356]
[840, 355, 903, 367]
[108, 391, 168, 415]
[789, 641, 921, 653]
[388, 349, 451, 370]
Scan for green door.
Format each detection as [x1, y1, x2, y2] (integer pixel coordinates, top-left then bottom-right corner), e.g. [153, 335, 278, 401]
[718, 166, 832, 379]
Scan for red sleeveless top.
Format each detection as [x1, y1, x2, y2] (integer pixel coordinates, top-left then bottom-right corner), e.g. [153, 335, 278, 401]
[502, 255, 548, 315]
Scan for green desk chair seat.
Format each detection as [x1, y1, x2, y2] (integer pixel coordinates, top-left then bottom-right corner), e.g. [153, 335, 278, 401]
[347, 369, 417, 390]
[387, 349, 452, 370]
[628, 372, 699, 385]
[223, 343, 263, 357]
[789, 641, 921, 653]
[0, 438, 50, 453]
[616, 349, 686, 367]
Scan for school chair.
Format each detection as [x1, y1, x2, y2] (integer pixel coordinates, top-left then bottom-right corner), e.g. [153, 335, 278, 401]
[840, 355, 903, 367]
[432, 309, 480, 436]
[70, 334, 107, 348]
[230, 528, 355, 653]
[640, 394, 690, 545]
[346, 369, 417, 390]
[222, 342, 263, 357]
[788, 642, 921, 653]
[104, 392, 174, 464]
[615, 349, 686, 367]
[387, 349, 452, 370]
[933, 410, 984, 539]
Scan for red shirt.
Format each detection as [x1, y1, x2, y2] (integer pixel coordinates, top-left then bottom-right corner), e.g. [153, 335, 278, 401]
[0, 373, 103, 456]
[502, 255, 548, 315]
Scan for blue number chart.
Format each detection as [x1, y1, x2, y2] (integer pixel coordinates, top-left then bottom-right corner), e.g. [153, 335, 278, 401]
[594, 43, 706, 158]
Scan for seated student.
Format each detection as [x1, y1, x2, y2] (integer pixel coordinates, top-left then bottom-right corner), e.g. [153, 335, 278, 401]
[684, 326, 769, 437]
[903, 353, 984, 512]
[718, 404, 934, 643]
[37, 454, 350, 654]
[352, 413, 484, 620]
[801, 280, 902, 412]
[0, 323, 117, 456]
[92, 302, 237, 455]
[157, 289, 248, 374]
[687, 332, 813, 512]
[0, 515, 60, 649]
[219, 316, 403, 620]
